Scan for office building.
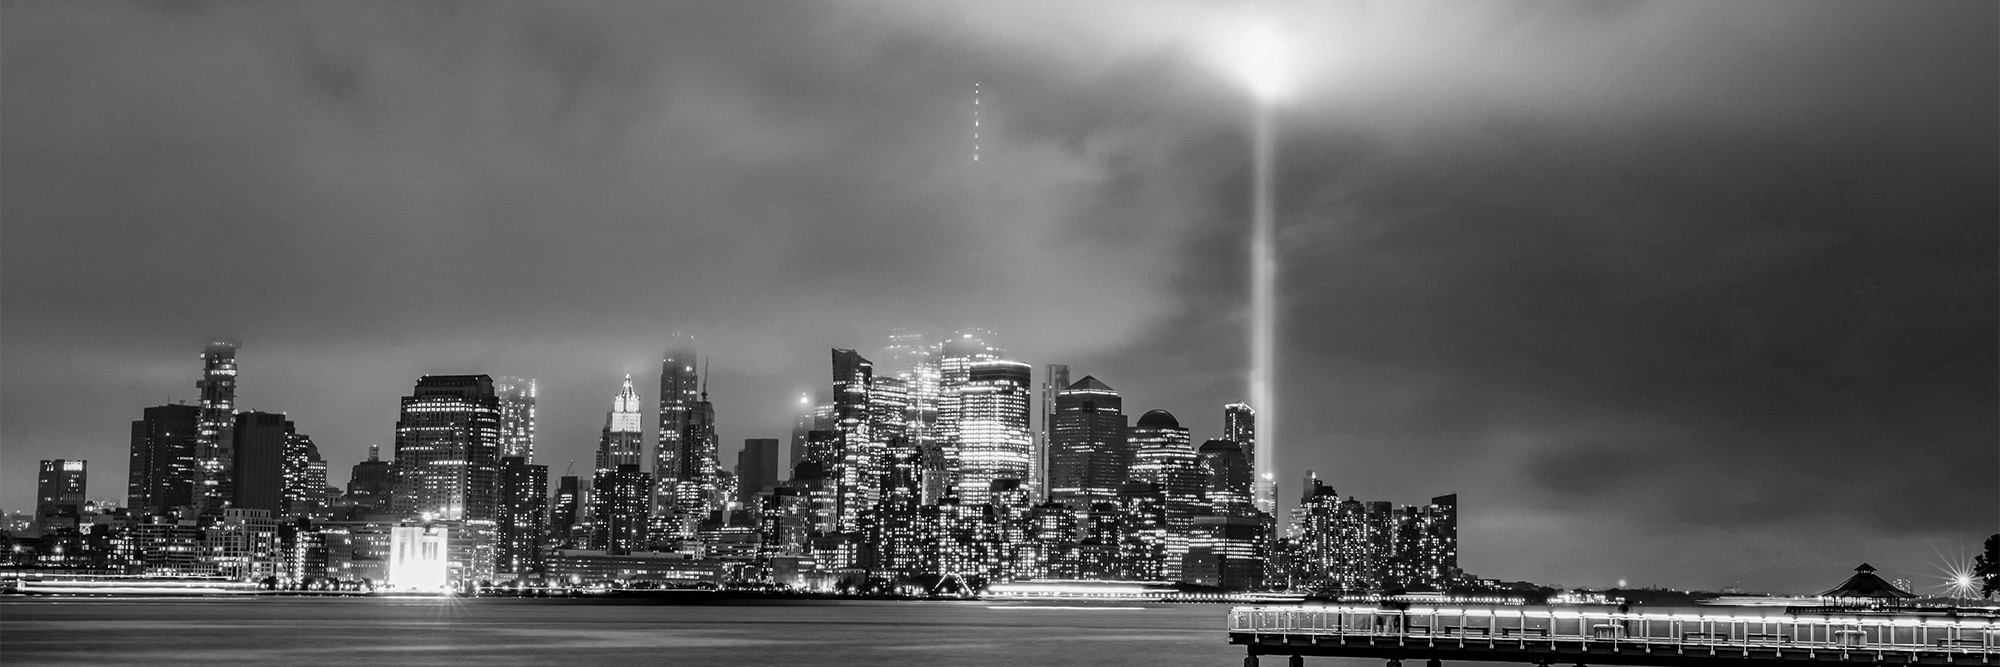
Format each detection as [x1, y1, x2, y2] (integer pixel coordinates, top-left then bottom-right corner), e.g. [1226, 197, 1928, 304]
[496, 456, 548, 577]
[1048, 376, 1127, 508]
[129, 404, 201, 515]
[955, 359, 1033, 506]
[735, 439, 779, 507]
[830, 348, 875, 533]
[1039, 364, 1070, 503]
[391, 374, 501, 583]
[1224, 402, 1267, 514]
[494, 376, 537, 462]
[231, 411, 293, 517]
[36, 459, 87, 533]
[194, 341, 240, 510]
[346, 445, 394, 513]
[654, 337, 699, 532]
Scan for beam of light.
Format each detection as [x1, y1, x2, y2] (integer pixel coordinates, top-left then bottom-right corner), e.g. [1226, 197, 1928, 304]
[1250, 100, 1277, 516]
[1232, 18, 1293, 103]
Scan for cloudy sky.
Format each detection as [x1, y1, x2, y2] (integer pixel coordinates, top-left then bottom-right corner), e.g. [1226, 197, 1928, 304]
[3, 0, 1993, 593]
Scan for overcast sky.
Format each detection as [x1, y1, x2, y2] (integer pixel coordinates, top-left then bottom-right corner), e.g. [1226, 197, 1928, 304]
[3, 0, 1993, 594]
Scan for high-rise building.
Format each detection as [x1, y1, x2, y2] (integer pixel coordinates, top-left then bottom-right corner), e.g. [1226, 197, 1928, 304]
[1196, 439, 1253, 517]
[129, 404, 201, 515]
[494, 377, 538, 462]
[283, 431, 327, 520]
[1049, 376, 1127, 509]
[788, 394, 817, 473]
[830, 348, 875, 533]
[391, 374, 501, 583]
[36, 460, 86, 533]
[496, 456, 548, 577]
[346, 445, 394, 513]
[934, 330, 1002, 491]
[194, 341, 240, 511]
[882, 329, 943, 502]
[550, 475, 583, 549]
[597, 375, 645, 471]
[594, 464, 652, 553]
[735, 439, 779, 507]
[1224, 402, 1267, 514]
[1039, 364, 1070, 503]
[1128, 409, 1201, 581]
[956, 359, 1033, 506]
[654, 338, 699, 529]
[671, 382, 722, 539]
[231, 411, 293, 517]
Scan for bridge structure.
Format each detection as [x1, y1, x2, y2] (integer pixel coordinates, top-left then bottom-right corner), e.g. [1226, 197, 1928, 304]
[1228, 604, 1999, 667]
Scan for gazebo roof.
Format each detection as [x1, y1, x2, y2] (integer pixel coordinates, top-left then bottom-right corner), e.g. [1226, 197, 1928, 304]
[1817, 563, 1916, 599]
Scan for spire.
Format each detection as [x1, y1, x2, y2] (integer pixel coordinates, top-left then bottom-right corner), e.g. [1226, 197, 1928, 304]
[700, 357, 710, 401]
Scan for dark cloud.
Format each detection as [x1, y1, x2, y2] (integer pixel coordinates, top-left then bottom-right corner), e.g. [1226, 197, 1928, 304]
[3, 0, 1992, 593]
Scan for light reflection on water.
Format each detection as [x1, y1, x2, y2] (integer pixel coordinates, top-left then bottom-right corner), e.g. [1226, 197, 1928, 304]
[2, 598, 1278, 667]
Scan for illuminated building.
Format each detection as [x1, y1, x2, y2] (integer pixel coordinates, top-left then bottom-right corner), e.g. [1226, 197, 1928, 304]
[543, 549, 727, 587]
[194, 341, 239, 511]
[126, 517, 210, 577]
[735, 439, 779, 506]
[989, 478, 1034, 578]
[1183, 514, 1268, 590]
[494, 376, 537, 462]
[345, 445, 394, 513]
[881, 329, 941, 449]
[388, 522, 449, 592]
[1114, 481, 1168, 581]
[934, 330, 1002, 492]
[550, 475, 583, 548]
[654, 338, 699, 538]
[206, 508, 280, 581]
[129, 404, 200, 515]
[282, 431, 327, 520]
[1049, 376, 1127, 509]
[875, 441, 927, 577]
[787, 459, 839, 535]
[955, 359, 1032, 506]
[36, 459, 87, 533]
[1197, 439, 1253, 516]
[830, 348, 875, 534]
[1128, 409, 1201, 580]
[670, 382, 723, 541]
[1039, 364, 1069, 503]
[1224, 402, 1267, 514]
[787, 395, 823, 472]
[391, 374, 501, 583]
[594, 464, 652, 553]
[1283, 472, 1461, 592]
[598, 375, 645, 470]
[756, 487, 812, 560]
[497, 456, 548, 577]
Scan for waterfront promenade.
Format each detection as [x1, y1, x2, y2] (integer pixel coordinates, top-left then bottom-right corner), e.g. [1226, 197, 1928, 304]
[1229, 604, 2000, 666]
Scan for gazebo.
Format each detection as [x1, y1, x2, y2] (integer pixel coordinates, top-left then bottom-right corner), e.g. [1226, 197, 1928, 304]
[1818, 563, 1916, 600]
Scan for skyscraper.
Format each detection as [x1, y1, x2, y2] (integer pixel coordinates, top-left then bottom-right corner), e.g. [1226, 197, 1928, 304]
[672, 379, 722, 539]
[595, 464, 652, 552]
[129, 404, 201, 515]
[346, 445, 394, 513]
[1039, 364, 1069, 503]
[1224, 402, 1266, 514]
[36, 460, 86, 533]
[934, 330, 1002, 491]
[392, 374, 501, 583]
[955, 359, 1033, 506]
[654, 338, 699, 529]
[597, 375, 644, 471]
[283, 430, 326, 520]
[494, 376, 538, 462]
[1049, 376, 1127, 508]
[194, 341, 240, 511]
[231, 411, 293, 517]
[1197, 439, 1253, 516]
[1128, 409, 1200, 580]
[735, 439, 779, 507]
[830, 348, 875, 533]
[550, 475, 583, 549]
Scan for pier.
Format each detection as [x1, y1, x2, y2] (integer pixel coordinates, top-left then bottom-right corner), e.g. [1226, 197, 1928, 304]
[1228, 604, 1999, 666]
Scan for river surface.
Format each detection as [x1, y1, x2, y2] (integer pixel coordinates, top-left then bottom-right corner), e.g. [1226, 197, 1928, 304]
[1, 597, 1300, 666]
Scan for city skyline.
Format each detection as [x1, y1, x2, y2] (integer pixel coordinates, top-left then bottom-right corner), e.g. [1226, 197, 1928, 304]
[3, 1, 1995, 596]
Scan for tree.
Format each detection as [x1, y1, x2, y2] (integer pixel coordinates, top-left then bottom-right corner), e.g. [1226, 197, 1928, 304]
[1975, 533, 1998, 599]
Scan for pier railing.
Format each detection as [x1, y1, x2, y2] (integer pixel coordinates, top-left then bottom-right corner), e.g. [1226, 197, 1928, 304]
[1229, 605, 1999, 659]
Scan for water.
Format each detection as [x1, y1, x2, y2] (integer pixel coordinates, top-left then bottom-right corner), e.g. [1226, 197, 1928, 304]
[0, 598, 1257, 666]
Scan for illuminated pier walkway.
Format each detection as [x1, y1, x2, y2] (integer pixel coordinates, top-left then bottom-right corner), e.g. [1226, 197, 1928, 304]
[1229, 604, 1999, 667]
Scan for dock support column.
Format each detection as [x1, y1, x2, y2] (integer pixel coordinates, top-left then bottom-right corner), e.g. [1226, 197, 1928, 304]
[1244, 650, 1258, 667]
[1289, 656, 1304, 667]
[1427, 659, 1441, 667]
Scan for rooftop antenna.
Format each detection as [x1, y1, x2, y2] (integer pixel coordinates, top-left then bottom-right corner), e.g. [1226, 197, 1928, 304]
[700, 357, 710, 401]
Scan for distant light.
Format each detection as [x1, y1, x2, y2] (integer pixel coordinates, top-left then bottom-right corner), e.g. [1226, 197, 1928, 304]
[1231, 18, 1292, 102]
